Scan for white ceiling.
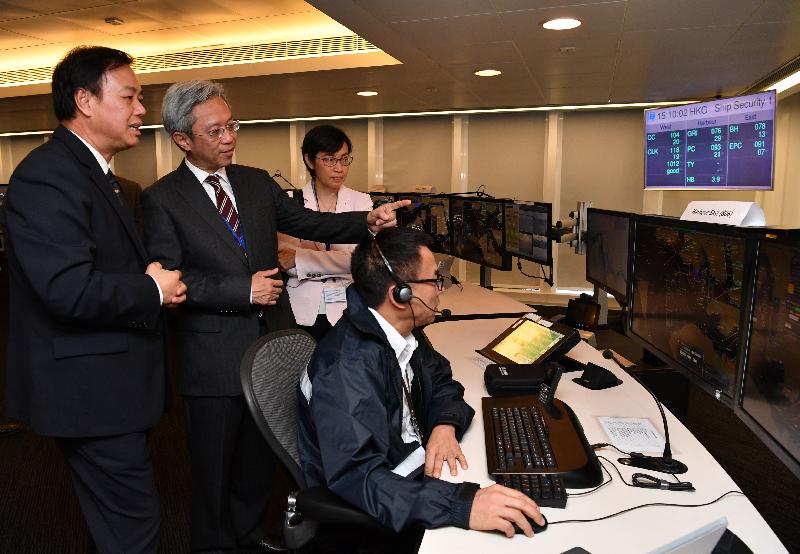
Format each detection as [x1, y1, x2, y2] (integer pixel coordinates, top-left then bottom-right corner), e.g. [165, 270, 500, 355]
[0, 0, 350, 68]
[1, 0, 799, 130]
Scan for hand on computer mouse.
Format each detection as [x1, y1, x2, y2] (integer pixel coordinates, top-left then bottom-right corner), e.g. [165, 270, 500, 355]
[468, 484, 545, 538]
[512, 513, 548, 535]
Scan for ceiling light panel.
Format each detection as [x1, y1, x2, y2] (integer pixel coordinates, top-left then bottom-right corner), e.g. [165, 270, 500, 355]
[542, 18, 582, 31]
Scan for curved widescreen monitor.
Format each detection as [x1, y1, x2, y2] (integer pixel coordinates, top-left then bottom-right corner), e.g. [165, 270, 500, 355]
[504, 202, 552, 265]
[586, 208, 631, 306]
[735, 232, 800, 478]
[628, 216, 749, 403]
[644, 90, 775, 190]
[450, 196, 511, 270]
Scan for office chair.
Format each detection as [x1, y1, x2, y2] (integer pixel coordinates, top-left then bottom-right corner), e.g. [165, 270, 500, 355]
[240, 329, 385, 551]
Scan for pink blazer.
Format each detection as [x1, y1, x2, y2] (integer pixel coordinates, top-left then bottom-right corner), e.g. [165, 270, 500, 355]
[278, 183, 373, 326]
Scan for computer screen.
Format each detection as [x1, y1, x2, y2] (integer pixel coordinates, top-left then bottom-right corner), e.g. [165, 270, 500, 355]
[586, 208, 631, 305]
[368, 192, 396, 208]
[644, 90, 775, 190]
[396, 194, 452, 254]
[450, 196, 511, 270]
[629, 217, 748, 401]
[478, 317, 580, 366]
[504, 202, 552, 265]
[735, 235, 800, 478]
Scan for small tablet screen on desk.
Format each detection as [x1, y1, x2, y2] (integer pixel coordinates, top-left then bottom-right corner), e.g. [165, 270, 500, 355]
[478, 317, 580, 365]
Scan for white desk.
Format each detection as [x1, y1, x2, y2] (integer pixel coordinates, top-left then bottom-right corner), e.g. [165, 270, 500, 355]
[438, 282, 534, 317]
[421, 317, 787, 553]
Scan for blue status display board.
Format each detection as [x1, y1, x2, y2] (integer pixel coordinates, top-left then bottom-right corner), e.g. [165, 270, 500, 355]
[644, 91, 775, 190]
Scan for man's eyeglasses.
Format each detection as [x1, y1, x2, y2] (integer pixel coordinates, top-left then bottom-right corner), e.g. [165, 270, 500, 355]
[316, 155, 354, 167]
[195, 120, 240, 141]
[405, 273, 445, 291]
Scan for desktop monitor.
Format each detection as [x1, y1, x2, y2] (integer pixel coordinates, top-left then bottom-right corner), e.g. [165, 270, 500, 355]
[368, 192, 396, 208]
[734, 232, 800, 479]
[504, 202, 552, 265]
[586, 208, 632, 306]
[450, 196, 511, 270]
[628, 216, 750, 403]
[395, 193, 452, 254]
[644, 90, 776, 190]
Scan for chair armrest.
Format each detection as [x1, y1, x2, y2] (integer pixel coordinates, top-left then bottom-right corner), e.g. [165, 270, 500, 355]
[296, 486, 385, 531]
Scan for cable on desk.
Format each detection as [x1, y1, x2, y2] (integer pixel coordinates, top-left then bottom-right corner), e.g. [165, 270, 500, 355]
[596, 455, 638, 488]
[547, 489, 745, 526]
[593, 445, 688, 485]
[568, 460, 613, 497]
[546, 456, 745, 527]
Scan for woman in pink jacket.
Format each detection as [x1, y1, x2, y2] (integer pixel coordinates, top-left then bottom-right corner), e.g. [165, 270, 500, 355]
[278, 125, 373, 340]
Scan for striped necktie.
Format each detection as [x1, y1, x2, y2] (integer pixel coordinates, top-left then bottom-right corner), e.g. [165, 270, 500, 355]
[206, 174, 246, 254]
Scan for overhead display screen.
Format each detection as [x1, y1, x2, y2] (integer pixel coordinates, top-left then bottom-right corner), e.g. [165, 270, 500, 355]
[644, 91, 775, 190]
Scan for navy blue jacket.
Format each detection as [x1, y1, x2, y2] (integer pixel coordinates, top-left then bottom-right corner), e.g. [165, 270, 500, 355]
[298, 286, 478, 532]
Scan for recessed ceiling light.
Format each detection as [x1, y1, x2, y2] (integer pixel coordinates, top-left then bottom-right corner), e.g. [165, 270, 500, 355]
[356, 90, 378, 96]
[474, 69, 502, 77]
[104, 16, 124, 25]
[542, 18, 581, 31]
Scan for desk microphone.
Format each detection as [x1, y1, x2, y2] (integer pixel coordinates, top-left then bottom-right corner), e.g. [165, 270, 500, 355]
[603, 350, 688, 475]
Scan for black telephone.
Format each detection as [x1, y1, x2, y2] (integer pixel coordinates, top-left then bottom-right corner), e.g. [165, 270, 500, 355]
[538, 362, 564, 407]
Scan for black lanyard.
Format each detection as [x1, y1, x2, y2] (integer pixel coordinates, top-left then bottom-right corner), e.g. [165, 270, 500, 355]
[311, 180, 338, 251]
[400, 368, 424, 444]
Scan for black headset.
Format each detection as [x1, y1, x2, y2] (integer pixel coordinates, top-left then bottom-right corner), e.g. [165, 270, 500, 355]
[373, 239, 413, 304]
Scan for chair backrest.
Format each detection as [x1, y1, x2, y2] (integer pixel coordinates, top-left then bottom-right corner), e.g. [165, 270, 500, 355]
[240, 329, 316, 489]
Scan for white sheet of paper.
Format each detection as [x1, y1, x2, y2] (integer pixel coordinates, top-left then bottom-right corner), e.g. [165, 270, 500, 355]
[392, 445, 426, 477]
[598, 416, 665, 453]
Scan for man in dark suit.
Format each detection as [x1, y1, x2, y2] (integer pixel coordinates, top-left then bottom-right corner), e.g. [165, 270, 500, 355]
[115, 174, 145, 233]
[1, 46, 186, 553]
[141, 80, 407, 553]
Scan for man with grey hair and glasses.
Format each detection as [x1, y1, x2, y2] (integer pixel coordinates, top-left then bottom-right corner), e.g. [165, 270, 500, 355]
[141, 80, 408, 552]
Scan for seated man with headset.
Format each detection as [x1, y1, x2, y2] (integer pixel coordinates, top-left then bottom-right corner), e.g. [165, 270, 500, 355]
[298, 227, 544, 550]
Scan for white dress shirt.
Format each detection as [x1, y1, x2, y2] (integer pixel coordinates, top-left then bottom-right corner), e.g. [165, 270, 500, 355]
[368, 308, 420, 444]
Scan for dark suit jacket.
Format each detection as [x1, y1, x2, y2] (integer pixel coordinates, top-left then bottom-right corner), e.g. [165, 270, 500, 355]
[115, 174, 144, 234]
[1, 126, 167, 438]
[141, 162, 368, 396]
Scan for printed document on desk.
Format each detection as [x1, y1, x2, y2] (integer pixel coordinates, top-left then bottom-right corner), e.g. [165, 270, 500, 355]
[598, 416, 664, 453]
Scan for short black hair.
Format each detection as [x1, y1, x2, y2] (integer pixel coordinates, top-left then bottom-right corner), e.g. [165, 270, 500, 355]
[302, 125, 352, 178]
[52, 46, 134, 122]
[351, 228, 433, 308]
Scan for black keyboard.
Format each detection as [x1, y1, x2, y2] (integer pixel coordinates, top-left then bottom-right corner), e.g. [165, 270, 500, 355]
[491, 405, 556, 471]
[482, 395, 603, 489]
[496, 473, 568, 509]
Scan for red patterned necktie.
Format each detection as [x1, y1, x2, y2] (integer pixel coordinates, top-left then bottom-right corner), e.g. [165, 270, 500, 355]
[206, 174, 246, 255]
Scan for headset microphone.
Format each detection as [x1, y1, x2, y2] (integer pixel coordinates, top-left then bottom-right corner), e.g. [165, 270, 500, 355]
[412, 295, 451, 318]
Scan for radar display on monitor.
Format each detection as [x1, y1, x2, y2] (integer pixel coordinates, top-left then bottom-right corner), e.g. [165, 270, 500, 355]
[395, 194, 452, 254]
[629, 217, 746, 401]
[735, 234, 800, 478]
[450, 197, 511, 270]
[586, 209, 631, 305]
[504, 202, 552, 265]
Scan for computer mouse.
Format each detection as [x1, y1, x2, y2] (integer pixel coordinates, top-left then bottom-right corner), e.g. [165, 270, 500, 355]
[513, 513, 548, 535]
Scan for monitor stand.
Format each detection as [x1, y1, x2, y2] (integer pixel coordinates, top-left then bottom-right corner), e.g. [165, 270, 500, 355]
[592, 284, 609, 326]
[480, 266, 493, 289]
